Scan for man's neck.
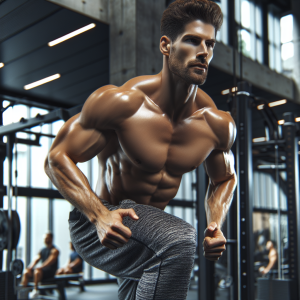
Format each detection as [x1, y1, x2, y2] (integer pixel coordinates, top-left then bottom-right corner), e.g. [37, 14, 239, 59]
[46, 243, 53, 249]
[154, 57, 198, 122]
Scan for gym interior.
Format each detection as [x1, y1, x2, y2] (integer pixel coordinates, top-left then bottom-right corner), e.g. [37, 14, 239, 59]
[0, 0, 299, 299]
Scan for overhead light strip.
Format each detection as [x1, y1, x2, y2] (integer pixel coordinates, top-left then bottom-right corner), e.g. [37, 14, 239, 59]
[257, 99, 287, 110]
[253, 137, 267, 143]
[24, 74, 61, 90]
[48, 23, 96, 47]
[278, 117, 300, 125]
[0, 62, 4, 68]
[221, 87, 238, 95]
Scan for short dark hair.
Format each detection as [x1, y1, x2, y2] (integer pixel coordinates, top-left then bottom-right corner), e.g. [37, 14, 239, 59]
[161, 0, 223, 41]
[45, 232, 53, 239]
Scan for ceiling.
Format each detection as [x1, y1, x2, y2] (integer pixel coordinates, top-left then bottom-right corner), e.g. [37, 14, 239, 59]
[0, 0, 109, 109]
[0, 0, 299, 139]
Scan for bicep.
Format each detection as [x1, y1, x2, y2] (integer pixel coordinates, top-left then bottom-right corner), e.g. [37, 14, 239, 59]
[49, 114, 110, 164]
[204, 150, 235, 185]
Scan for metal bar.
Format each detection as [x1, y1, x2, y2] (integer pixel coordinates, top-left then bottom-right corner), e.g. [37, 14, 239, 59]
[0, 95, 59, 111]
[283, 112, 300, 299]
[236, 81, 254, 300]
[0, 105, 82, 136]
[253, 207, 288, 214]
[275, 143, 282, 279]
[5, 133, 14, 271]
[252, 140, 286, 147]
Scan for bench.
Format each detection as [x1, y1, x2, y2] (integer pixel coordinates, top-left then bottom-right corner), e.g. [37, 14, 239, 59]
[27, 273, 85, 300]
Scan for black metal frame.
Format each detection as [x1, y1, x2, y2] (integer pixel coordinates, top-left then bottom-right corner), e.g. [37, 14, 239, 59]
[236, 81, 255, 300]
[283, 112, 300, 299]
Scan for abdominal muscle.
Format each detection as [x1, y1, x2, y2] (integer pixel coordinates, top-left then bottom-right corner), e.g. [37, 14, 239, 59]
[94, 152, 182, 210]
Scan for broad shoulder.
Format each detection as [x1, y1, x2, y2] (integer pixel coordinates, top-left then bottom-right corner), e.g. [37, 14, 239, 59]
[204, 107, 236, 150]
[195, 89, 236, 150]
[79, 84, 145, 130]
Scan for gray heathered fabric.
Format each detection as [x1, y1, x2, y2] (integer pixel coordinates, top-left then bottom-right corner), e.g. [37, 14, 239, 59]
[69, 199, 197, 300]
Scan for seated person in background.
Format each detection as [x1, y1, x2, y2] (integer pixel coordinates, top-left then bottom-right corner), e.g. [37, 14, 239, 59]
[259, 240, 278, 276]
[56, 242, 83, 274]
[21, 232, 59, 299]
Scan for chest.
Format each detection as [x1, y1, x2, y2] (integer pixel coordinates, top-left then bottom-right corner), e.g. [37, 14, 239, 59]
[116, 104, 216, 174]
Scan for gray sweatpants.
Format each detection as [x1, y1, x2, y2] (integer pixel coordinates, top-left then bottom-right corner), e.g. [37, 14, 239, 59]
[69, 199, 196, 300]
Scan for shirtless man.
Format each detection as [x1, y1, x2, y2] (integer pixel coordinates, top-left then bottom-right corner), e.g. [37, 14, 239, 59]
[45, 1, 237, 299]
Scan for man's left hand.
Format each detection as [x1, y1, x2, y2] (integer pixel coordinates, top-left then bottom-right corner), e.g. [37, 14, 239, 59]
[203, 222, 226, 261]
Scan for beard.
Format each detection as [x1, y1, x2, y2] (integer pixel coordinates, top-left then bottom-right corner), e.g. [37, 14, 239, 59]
[168, 55, 209, 86]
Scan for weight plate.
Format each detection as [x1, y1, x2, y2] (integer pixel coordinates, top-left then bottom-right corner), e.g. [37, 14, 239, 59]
[0, 210, 8, 251]
[11, 259, 24, 276]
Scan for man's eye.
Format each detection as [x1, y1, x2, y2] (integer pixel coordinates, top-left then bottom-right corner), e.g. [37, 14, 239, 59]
[186, 38, 198, 44]
[206, 43, 215, 49]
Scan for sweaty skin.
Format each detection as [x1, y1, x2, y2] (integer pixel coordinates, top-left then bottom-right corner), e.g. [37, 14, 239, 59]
[45, 20, 237, 259]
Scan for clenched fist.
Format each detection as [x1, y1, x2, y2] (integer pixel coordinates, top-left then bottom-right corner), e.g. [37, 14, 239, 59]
[203, 222, 226, 261]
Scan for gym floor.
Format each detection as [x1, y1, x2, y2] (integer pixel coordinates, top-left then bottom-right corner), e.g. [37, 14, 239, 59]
[61, 284, 227, 300]
[62, 284, 200, 300]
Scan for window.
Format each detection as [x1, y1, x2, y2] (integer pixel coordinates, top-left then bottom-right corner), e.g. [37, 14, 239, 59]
[280, 14, 294, 76]
[216, 0, 228, 45]
[235, 0, 263, 62]
[268, 5, 281, 72]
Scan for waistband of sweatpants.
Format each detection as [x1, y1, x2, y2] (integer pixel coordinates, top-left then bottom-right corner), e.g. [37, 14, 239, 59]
[68, 198, 136, 221]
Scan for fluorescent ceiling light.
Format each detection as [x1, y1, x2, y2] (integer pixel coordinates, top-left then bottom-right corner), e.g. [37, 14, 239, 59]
[221, 87, 238, 95]
[24, 74, 61, 90]
[269, 99, 287, 107]
[253, 137, 267, 143]
[0, 62, 4, 68]
[48, 23, 96, 47]
[278, 117, 300, 125]
[257, 99, 287, 110]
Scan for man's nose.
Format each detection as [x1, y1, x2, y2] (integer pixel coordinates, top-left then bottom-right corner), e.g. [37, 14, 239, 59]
[196, 41, 208, 59]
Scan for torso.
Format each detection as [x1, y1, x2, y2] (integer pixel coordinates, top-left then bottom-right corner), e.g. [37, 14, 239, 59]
[92, 75, 225, 209]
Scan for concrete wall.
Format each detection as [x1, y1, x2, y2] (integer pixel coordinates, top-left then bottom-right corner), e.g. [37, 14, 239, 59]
[48, 0, 109, 23]
[212, 42, 294, 100]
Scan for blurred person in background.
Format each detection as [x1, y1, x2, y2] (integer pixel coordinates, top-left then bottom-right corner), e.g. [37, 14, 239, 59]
[259, 240, 278, 276]
[20, 232, 59, 299]
[56, 242, 83, 274]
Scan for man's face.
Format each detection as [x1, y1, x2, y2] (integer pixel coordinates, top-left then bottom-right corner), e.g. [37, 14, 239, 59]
[44, 234, 52, 246]
[168, 20, 216, 85]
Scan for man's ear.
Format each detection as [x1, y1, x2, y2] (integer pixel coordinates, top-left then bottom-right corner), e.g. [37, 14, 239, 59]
[160, 36, 171, 56]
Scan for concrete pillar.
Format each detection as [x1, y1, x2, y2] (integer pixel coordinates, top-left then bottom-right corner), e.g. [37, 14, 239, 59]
[292, 0, 300, 103]
[48, 0, 165, 87]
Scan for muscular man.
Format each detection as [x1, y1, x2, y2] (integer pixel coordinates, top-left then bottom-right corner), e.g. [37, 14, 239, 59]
[21, 232, 59, 299]
[45, 1, 237, 299]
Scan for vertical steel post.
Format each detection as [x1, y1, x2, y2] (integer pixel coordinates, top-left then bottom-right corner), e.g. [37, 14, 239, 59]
[236, 81, 254, 300]
[0, 100, 4, 271]
[5, 133, 14, 271]
[283, 112, 300, 300]
[196, 165, 214, 300]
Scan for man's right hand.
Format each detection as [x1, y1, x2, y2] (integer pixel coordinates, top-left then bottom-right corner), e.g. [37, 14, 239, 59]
[95, 208, 139, 250]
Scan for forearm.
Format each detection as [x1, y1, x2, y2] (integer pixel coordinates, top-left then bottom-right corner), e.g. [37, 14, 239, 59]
[45, 153, 108, 223]
[205, 173, 237, 228]
[28, 259, 39, 269]
[69, 258, 82, 269]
